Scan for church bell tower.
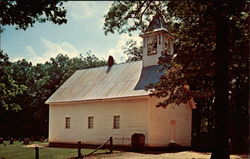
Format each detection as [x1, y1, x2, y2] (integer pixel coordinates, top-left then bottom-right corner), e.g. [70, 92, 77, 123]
[139, 14, 175, 67]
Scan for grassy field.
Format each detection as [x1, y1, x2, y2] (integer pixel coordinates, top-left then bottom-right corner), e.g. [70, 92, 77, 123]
[1, 142, 248, 159]
[0, 141, 108, 159]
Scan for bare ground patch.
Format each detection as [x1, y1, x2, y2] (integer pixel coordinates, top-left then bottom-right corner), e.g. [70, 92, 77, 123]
[22, 143, 47, 148]
[85, 151, 248, 159]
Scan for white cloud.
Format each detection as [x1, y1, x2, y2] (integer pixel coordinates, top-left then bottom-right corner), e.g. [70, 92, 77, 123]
[12, 39, 80, 65]
[12, 57, 24, 62]
[98, 2, 112, 29]
[103, 33, 142, 63]
[67, 1, 97, 19]
[25, 45, 36, 57]
[11, 34, 143, 65]
[98, 16, 105, 29]
[12, 32, 143, 65]
[66, 1, 112, 20]
[24, 45, 45, 64]
[41, 38, 79, 59]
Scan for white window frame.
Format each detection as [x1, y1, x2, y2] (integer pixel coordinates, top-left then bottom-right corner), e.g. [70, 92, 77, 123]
[113, 115, 120, 129]
[147, 35, 157, 55]
[65, 117, 70, 129]
[88, 116, 94, 129]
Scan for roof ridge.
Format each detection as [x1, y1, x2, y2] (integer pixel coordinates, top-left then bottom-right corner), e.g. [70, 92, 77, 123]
[76, 60, 142, 72]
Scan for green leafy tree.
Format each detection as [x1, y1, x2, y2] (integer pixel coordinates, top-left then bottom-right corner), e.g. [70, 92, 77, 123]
[0, 0, 67, 31]
[122, 40, 142, 62]
[0, 52, 107, 138]
[104, 1, 249, 158]
[0, 50, 27, 111]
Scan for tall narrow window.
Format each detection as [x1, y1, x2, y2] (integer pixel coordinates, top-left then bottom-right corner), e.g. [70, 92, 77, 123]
[147, 35, 157, 55]
[65, 117, 70, 129]
[113, 115, 120, 129]
[88, 116, 94, 129]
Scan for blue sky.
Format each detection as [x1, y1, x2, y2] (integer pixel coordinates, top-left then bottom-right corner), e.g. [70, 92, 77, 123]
[1, 1, 141, 64]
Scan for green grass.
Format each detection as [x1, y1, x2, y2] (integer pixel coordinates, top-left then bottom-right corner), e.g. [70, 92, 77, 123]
[0, 141, 108, 159]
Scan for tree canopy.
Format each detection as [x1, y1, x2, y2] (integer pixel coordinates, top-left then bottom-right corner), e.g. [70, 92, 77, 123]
[122, 39, 142, 62]
[104, 1, 248, 104]
[0, 50, 27, 111]
[0, 0, 67, 31]
[104, 1, 249, 158]
[0, 50, 107, 137]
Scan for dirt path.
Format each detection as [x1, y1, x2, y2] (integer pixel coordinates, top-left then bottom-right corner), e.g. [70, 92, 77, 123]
[85, 151, 248, 159]
[22, 144, 46, 148]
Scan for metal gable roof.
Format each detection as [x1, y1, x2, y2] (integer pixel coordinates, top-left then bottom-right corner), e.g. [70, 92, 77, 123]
[45, 61, 162, 104]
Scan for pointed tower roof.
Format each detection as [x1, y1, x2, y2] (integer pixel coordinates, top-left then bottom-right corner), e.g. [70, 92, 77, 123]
[140, 13, 174, 39]
[145, 14, 168, 32]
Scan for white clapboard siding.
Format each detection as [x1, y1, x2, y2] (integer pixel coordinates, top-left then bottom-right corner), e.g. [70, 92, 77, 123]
[148, 97, 192, 147]
[49, 97, 150, 146]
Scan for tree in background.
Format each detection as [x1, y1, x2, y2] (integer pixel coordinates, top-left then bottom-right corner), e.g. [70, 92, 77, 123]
[104, 1, 249, 158]
[0, 50, 27, 112]
[0, 0, 67, 31]
[122, 40, 142, 62]
[0, 0, 68, 133]
[0, 52, 107, 138]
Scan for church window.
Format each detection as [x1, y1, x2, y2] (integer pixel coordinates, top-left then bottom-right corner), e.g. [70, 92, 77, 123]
[113, 115, 120, 129]
[147, 35, 157, 55]
[65, 117, 70, 129]
[88, 116, 94, 129]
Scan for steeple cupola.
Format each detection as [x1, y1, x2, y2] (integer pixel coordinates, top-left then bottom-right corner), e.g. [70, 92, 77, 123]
[139, 14, 175, 67]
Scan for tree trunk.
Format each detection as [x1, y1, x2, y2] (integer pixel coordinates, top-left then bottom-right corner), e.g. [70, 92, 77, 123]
[210, 2, 230, 159]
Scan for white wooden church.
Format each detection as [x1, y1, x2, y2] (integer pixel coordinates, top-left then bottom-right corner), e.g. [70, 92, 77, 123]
[46, 14, 195, 148]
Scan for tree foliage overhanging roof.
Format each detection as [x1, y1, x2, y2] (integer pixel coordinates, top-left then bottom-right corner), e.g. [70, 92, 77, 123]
[103, 1, 249, 107]
[103, 2, 249, 158]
